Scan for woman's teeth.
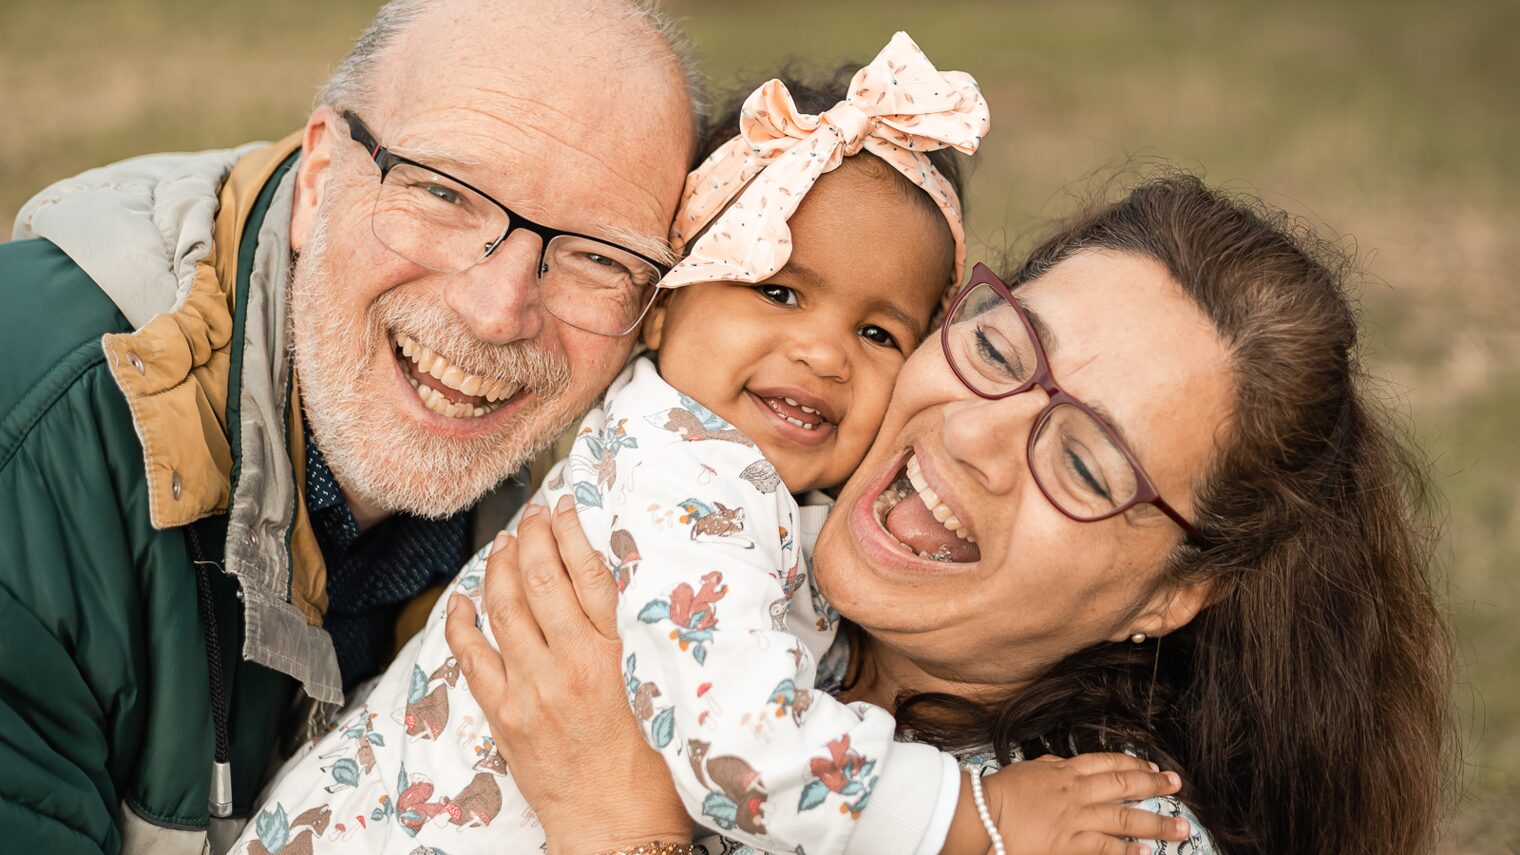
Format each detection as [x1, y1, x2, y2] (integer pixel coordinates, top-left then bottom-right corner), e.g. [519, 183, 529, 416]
[906, 453, 974, 542]
[394, 332, 518, 419]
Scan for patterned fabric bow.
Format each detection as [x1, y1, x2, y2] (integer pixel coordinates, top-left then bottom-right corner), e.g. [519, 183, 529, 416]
[661, 31, 990, 291]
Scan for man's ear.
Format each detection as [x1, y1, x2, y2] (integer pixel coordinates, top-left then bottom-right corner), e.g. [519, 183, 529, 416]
[1112, 577, 1217, 643]
[641, 292, 671, 350]
[290, 106, 340, 254]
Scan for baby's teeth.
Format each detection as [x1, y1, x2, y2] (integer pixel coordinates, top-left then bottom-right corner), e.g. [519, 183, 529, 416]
[784, 397, 799, 406]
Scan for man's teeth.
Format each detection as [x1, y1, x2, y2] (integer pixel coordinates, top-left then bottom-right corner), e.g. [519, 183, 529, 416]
[905, 453, 976, 543]
[394, 332, 519, 419]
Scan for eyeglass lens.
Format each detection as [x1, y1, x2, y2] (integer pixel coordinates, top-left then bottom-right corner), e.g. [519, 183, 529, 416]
[943, 282, 1142, 520]
[370, 160, 659, 335]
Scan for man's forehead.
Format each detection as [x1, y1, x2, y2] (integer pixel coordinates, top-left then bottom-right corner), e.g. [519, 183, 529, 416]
[367, 0, 693, 246]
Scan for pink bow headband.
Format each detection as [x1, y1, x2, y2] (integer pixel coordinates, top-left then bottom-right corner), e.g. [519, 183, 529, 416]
[660, 31, 991, 291]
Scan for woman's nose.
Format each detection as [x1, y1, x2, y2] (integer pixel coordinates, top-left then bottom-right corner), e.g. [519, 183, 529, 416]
[443, 229, 546, 344]
[785, 329, 850, 382]
[940, 390, 1047, 495]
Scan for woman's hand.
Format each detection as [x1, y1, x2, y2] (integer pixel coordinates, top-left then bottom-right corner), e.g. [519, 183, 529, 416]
[941, 754, 1190, 855]
[445, 497, 692, 854]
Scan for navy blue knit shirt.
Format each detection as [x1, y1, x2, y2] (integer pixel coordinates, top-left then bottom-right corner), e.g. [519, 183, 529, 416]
[304, 429, 469, 692]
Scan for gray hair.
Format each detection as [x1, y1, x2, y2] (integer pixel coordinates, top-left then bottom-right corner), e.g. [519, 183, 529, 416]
[315, 0, 707, 141]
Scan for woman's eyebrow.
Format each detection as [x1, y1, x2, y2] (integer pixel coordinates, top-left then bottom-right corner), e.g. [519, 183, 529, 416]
[1014, 297, 1060, 357]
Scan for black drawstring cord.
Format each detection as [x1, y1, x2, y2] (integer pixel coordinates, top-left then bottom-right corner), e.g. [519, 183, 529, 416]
[187, 525, 233, 819]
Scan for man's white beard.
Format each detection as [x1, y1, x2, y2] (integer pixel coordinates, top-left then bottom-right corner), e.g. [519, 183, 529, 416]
[288, 205, 579, 519]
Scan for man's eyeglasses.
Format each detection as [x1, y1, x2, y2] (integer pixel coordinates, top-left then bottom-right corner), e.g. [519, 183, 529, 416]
[940, 263, 1205, 544]
[343, 111, 668, 337]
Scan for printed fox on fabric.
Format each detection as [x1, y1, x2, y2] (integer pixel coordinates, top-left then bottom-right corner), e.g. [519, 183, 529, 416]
[401, 657, 461, 741]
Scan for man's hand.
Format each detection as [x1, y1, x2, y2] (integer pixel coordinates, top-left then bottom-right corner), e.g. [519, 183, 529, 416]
[941, 754, 1190, 855]
[445, 497, 691, 855]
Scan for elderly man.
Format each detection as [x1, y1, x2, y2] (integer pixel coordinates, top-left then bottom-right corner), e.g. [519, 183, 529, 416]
[0, 0, 698, 852]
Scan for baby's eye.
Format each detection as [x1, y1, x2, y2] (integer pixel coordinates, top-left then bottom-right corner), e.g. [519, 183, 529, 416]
[756, 285, 799, 306]
[859, 325, 900, 349]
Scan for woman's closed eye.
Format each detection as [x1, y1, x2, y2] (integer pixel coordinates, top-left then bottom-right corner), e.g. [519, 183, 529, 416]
[975, 324, 1027, 381]
[1063, 440, 1114, 503]
[756, 284, 799, 307]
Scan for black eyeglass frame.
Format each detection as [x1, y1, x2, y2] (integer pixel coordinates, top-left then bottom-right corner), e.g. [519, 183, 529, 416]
[342, 110, 670, 337]
[941, 262, 1206, 545]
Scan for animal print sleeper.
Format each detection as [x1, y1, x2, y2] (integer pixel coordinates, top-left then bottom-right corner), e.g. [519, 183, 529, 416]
[236, 356, 959, 855]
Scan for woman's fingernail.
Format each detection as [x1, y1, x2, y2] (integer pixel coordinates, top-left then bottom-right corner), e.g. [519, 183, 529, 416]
[447, 594, 460, 614]
[492, 531, 510, 551]
[1174, 818, 1191, 835]
[522, 504, 542, 519]
[556, 494, 574, 512]
[1149, 761, 1160, 772]
[1165, 771, 1181, 788]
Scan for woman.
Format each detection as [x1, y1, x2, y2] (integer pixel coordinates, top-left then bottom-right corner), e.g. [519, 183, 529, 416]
[446, 175, 1454, 854]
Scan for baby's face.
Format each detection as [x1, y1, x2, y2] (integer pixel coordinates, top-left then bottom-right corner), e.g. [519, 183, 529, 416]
[645, 163, 954, 492]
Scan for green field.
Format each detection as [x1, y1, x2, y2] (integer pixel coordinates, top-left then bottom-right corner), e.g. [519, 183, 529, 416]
[4, 0, 1516, 849]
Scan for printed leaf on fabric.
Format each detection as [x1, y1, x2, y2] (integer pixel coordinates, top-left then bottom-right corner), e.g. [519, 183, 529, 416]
[254, 803, 290, 853]
[650, 706, 676, 748]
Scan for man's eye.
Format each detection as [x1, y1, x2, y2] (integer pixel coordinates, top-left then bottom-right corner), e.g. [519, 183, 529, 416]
[860, 325, 899, 349]
[757, 285, 798, 306]
[417, 182, 463, 205]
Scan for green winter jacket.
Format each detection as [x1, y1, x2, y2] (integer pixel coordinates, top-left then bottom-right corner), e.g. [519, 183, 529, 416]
[0, 137, 526, 854]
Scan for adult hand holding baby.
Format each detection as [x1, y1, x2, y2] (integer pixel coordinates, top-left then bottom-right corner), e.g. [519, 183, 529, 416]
[446, 497, 692, 855]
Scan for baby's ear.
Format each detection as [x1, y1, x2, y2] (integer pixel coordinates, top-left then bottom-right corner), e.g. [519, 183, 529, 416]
[641, 291, 671, 350]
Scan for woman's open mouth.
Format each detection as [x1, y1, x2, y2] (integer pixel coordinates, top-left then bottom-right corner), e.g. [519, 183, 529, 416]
[866, 449, 981, 564]
[393, 332, 518, 419]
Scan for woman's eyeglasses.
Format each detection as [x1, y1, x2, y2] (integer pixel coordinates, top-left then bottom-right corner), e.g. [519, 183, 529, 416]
[940, 263, 1205, 544]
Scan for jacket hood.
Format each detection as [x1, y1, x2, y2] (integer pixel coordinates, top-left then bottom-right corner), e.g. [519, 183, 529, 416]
[14, 143, 266, 327]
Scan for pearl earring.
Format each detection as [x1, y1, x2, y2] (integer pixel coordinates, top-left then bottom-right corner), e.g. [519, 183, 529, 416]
[1130, 632, 1147, 644]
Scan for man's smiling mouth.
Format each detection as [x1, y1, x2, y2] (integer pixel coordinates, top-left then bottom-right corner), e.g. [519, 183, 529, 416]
[393, 332, 519, 419]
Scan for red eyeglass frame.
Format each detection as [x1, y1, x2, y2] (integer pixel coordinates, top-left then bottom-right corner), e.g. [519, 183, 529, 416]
[940, 262, 1205, 545]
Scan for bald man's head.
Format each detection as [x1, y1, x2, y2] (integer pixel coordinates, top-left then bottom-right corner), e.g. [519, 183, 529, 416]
[319, 0, 704, 144]
[285, 0, 702, 522]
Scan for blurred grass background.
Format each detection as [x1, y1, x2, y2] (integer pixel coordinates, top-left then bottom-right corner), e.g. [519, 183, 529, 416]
[3, 0, 1515, 849]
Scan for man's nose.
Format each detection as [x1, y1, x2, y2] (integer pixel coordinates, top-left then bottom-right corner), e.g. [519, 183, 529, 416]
[442, 229, 546, 344]
[940, 390, 1048, 495]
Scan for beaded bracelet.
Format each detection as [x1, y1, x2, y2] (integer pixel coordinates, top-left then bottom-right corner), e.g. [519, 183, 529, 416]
[970, 765, 1007, 855]
[594, 843, 695, 855]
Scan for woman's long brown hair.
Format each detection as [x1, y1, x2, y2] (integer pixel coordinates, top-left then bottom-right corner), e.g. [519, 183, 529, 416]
[887, 174, 1455, 853]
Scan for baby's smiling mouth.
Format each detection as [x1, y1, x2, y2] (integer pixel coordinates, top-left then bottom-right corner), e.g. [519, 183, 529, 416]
[760, 395, 831, 430]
